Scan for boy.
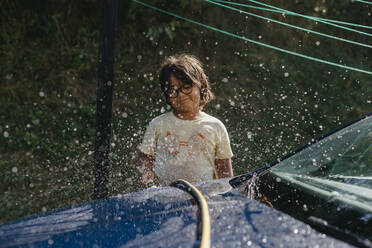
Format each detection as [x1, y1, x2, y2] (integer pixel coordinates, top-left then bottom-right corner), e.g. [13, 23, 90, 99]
[137, 54, 233, 187]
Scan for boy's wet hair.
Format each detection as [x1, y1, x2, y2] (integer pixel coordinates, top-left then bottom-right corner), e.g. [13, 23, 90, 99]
[159, 54, 214, 108]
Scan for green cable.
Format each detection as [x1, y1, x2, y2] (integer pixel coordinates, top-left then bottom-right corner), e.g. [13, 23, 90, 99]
[354, 0, 372, 4]
[355, 144, 372, 164]
[132, 0, 372, 75]
[211, 0, 372, 30]
[243, 0, 372, 37]
[312, 16, 372, 30]
[207, 0, 372, 49]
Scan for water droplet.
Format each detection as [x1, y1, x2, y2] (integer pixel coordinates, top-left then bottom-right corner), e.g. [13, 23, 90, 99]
[247, 131, 253, 140]
[32, 119, 40, 125]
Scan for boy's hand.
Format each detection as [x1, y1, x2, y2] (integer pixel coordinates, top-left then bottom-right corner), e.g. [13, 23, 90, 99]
[136, 152, 156, 188]
[140, 170, 155, 187]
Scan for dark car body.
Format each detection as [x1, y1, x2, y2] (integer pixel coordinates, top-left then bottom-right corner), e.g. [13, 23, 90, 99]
[0, 179, 353, 248]
[0, 113, 371, 247]
[256, 113, 372, 247]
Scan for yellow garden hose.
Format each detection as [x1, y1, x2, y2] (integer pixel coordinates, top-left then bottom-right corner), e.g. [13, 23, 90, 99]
[170, 179, 211, 248]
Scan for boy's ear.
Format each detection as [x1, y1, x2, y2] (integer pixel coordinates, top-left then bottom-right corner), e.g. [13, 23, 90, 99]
[200, 87, 206, 98]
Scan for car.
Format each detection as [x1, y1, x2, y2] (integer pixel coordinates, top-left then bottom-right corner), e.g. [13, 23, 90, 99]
[0, 180, 355, 248]
[231, 112, 372, 247]
[0, 113, 371, 247]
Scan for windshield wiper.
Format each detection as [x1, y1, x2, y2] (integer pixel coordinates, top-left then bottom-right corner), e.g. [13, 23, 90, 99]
[229, 165, 270, 188]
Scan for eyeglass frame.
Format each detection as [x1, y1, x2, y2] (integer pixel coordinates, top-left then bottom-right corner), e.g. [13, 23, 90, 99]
[165, 82, 195, 98]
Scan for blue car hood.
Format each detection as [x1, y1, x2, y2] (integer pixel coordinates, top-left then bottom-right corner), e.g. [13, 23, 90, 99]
[0, 179, 352, 247]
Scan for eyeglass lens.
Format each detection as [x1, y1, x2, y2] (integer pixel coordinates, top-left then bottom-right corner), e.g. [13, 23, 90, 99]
[168, 84, 193, 98]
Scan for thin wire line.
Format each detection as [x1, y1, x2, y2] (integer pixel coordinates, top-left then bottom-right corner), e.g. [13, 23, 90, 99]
[207, 0, 372, 49]
[354, 0, 372, 4]
[211, 0, 372, 30]
[132, 0, 372, 75]
[244, 0, 372, 37]
[312, 17, 372, 30]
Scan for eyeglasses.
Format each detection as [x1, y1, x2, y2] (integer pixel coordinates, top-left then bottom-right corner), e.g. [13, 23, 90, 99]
[166, 83, 194, 98]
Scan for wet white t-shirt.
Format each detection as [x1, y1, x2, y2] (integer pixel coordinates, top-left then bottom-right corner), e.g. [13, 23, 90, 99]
[139, 111, 233, 185]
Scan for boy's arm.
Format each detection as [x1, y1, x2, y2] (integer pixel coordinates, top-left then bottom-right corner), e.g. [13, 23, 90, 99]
[136, 152, 155, 188]
[214, 158, 233, 178]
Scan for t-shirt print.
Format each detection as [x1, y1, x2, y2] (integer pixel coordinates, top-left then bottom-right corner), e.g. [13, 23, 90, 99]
[163, 131, 211, 159]
[139, 111, 233, 184]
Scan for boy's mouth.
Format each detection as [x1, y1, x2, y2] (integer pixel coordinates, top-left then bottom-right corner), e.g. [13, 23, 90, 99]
[179, 98, 191, 104]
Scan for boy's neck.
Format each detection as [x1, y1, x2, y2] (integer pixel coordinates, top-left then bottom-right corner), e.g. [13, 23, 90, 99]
[173, 110, 201, 120]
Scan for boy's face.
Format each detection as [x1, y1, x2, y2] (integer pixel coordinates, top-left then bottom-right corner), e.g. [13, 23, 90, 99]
[168, 74, 201, 115]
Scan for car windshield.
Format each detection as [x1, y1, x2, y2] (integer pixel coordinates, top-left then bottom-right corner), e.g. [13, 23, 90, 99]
[270, 116, 372, 211]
